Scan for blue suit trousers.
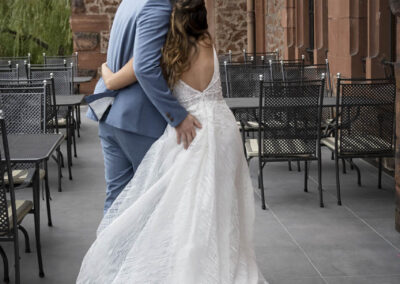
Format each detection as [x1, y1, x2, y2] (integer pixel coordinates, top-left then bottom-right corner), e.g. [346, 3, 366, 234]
[99, 120, 157, 214]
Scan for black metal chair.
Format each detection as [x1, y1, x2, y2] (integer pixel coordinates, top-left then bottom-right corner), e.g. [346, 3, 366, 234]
[43, 52, 78, 77]
[0, 81, 59, 226]
[224, 64, 269, 156]
[0, 66, 19, 81]
[0, 110, 44, 283]
[321, 75, 396, 205]
[29, 66, 76, 179]
[246, 76, 326, 209]
[0, 55, 30, 79]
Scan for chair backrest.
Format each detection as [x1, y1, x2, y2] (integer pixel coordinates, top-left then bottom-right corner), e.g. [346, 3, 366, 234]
[260, 78, 325, 157]
[282, 62, 305, 82]
[268, 60, 284, 82]
[28, 65, 73, 96]
[226, 64, 266, 98]
[244, 52, 279, 65]
[0, 56, 30, 79]
[0, 79, 57, 133]
[218, 52, 232, 64]
[0, 111, 18, 235]
[43, 53, 78, 76]
[0, 66, 19, 81]
[335, 77, 396, 156]
[0, 83, 50, 135]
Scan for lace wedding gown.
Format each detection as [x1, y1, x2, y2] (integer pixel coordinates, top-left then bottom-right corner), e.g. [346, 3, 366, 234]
[77, 49, 267, 284]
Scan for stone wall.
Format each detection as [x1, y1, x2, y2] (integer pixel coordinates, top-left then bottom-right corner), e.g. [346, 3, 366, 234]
[213, 0, 248, 56]
[70, 0, 121, 94]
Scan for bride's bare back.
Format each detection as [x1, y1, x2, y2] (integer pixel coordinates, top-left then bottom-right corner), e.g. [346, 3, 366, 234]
[180, 40, 215, 93]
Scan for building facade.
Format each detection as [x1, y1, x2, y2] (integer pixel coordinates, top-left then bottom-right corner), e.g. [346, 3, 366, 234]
[71, 0, 400, 232]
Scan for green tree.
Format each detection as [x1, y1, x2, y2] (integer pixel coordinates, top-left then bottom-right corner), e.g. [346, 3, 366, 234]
[0, 0, 72, 63]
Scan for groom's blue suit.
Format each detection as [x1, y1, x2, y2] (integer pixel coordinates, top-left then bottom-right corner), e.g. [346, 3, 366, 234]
[87, 0, 188, 212]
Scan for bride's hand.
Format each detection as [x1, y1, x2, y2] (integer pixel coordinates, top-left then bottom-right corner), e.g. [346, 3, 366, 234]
[102, 63, 115, 90]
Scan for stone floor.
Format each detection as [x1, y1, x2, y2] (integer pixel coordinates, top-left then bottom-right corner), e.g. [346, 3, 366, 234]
[0, 106, 399, 284]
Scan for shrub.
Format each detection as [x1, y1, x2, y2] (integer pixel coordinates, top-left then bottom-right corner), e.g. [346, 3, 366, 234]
[0, 0, 72, 63]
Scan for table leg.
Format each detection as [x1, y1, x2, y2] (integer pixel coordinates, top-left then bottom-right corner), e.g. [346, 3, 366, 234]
[71, 107, 78, 158]
[75, 105, 81, 138]
[66, 110, 73, 180]
[34, 164, 45, 277]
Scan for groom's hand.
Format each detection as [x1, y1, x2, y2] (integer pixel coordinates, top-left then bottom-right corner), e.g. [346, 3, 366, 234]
[175, 114, 202, 150]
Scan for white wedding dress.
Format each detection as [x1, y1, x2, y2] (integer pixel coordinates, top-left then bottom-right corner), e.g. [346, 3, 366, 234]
[77, 49, 267, 284]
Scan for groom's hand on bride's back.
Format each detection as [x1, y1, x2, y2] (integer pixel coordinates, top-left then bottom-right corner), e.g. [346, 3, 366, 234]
[175, 114, 202, 150]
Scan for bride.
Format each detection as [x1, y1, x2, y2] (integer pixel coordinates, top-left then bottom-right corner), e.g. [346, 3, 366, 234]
[77, 0, 267, 283]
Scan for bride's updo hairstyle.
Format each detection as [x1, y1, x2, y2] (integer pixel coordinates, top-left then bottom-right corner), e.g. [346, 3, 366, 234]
[162, 0, 212, 88]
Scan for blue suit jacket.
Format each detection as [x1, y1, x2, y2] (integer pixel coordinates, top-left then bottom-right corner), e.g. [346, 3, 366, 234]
[87, 0, 188, 138]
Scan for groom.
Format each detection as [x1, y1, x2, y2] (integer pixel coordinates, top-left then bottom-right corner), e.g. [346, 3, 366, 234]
[87, 0, 201, 213]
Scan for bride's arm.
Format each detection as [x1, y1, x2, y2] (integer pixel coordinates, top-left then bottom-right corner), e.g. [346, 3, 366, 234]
[102, 58, 137, 90]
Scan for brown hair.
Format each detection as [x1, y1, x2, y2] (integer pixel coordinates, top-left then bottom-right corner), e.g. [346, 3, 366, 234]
[161, 0, 212, 89]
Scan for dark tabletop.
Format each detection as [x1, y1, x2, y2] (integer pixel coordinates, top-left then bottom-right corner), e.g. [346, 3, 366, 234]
[56, 94, 85, 107]
[0, 133, 64, 163]
[74, 76, 93, 84]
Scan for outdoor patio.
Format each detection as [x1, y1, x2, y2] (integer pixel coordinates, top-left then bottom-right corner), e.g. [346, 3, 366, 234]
[0, 106, 397, 284]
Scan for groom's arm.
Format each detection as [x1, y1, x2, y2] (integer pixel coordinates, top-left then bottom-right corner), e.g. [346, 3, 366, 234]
[133, 1, 187, 127]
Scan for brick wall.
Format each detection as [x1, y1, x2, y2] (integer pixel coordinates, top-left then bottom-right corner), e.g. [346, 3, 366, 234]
[70, 0, 121, 94]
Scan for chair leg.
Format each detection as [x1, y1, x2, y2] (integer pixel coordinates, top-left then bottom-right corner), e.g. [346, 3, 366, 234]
[378, 158, 383, 189]
[18, 226, 31, 253]
[0, 245, 9, 283]
[241, 129, 247, 160]
[297, 161, 301, 172]
[66, 115, 73, 180]
[75, 105, 81, 138]
[13, 234, 20, 284]
[335, 154, 342, 206]
[44, 162, 53, 227]
[350, 158, 354, 170]
[288, 161, 292, 171]
[72, 120, 77, 158]
[304, 161, 308, 192]
[59, 150, 65, 169]
[318, 152, 324, 208]
[57, 149, 62, 192]
[350, 160, 362, 186]
[33, 168, 45, 278]
[259, 160, 267, 210]
[342, 158, 347, 174]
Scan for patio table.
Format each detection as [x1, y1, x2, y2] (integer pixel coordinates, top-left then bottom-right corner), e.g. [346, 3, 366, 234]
[0, 133, 64, 277]
[73, 76, 92, 84]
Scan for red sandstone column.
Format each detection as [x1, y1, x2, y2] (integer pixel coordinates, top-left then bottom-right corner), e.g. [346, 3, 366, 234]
[313, 0, 328, 64]
[365, 0, 391, 78]
[294, 0, 309, 61]
[281, 0, 296, 59]
[255, 0, 266, 53]
[393, 2, 400, 233]
[247, 0, 256, 53]
[206, 0, 216, 40]
[327, 0, 367, 79]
